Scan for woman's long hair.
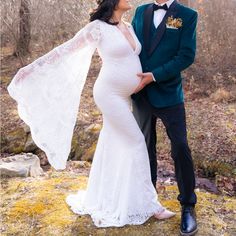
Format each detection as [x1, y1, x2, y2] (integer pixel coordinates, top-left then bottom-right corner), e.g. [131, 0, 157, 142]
[90, 0, 120, 25]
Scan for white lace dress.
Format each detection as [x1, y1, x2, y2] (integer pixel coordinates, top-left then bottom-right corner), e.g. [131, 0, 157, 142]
[7, 19, 165, 227]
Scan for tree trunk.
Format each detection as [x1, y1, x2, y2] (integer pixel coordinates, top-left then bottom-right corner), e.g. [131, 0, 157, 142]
[15, 0, 31, 57]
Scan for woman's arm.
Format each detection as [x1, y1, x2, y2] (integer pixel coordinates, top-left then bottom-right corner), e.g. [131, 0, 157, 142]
[15, 20, 101, 83]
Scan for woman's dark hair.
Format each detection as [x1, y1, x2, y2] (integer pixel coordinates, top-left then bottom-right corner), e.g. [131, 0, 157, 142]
[90, 0, 120, 25]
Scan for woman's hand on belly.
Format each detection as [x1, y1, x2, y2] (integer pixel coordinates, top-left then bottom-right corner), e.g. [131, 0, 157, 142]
[134, 72, 154, 94]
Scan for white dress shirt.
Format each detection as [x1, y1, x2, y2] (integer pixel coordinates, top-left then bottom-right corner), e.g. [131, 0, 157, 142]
[153, 0, 175, 28]
[151, 0, 175, 82]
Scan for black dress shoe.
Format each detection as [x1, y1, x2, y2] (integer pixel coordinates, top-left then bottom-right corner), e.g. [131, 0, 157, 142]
[180, 205, 198, 236]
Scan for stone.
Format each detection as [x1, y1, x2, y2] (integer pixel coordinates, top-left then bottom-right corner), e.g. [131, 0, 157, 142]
[67, 160, 91, 169]
[81, 142, 97, 162]
[1, 127, 26, 153]
[0, 153, 44, 177]
[22, 124, 30, 134]
[24, 134, 38, 152]
[69, 123, 100, 162]
[85, 123, 102, 133]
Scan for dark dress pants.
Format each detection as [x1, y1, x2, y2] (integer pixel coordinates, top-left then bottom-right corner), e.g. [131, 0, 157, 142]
[132, 93, 197, 206]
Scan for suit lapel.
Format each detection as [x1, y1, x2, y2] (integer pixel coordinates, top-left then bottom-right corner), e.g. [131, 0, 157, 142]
[143, 4, 154, 53]
[143, 0, 180, 57]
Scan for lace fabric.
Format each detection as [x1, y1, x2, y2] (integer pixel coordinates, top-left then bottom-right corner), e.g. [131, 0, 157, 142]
[7, 19, 167, 227]
[7, 20, 101, 170]
[66, 189, 163, 227]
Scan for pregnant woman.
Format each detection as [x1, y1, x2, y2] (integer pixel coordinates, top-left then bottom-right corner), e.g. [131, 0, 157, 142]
[7, 0, 175, 227]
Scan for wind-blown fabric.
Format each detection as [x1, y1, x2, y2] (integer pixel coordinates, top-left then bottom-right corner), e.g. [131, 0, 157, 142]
[7, 20, 101, 170]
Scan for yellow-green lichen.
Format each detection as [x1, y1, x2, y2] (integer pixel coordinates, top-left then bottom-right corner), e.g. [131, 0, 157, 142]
[1, 169, 236, 236]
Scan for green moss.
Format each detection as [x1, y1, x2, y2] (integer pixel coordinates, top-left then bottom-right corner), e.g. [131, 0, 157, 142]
[2, 128, 27, 154]
[2, 173, 89, 235]
[70, 135, 84, 160]
[193, 153, 235, 177]
[0, 76, 11, 86]
[69, 126, 100, 161]
[81, 142, 97, 162]
[1, 171, 236, 236]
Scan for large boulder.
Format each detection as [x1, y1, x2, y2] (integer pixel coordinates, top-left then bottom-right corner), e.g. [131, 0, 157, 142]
[70, 123, 101, 162]
[1, 127, 27, 154]
[0, 153, 44, 177]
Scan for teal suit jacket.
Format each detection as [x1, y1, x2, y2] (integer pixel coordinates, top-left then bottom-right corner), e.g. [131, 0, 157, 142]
[132, 1, 198, 108]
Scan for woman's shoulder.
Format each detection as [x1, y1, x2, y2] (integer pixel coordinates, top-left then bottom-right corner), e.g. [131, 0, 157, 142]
[82, 19, 105, 33]
[86, 19, 101, 27]
[85, 19, 109, 31]
[81, 20, 103, 41]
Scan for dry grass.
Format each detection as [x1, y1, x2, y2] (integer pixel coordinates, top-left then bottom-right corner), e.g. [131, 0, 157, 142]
[210, 88, 233, 103]
[1, 169, 236, 235]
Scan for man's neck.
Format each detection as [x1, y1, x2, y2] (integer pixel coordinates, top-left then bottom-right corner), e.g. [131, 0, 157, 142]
[155, 0, 169, 4]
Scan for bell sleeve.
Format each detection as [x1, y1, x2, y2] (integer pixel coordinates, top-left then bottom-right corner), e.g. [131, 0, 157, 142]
[7, 20, 102, 170]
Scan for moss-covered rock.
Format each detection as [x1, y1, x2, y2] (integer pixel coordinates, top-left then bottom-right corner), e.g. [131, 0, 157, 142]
[70, 123, 101, 162]
[81, 141, 97, 162]
[70, 134, 85, 161]
[1, 169, 235, 236]
[0, 76, 11, 86]
[1, 127, 27, 154]
[193, 153, 235, 178]
[24, 134, 38, 153]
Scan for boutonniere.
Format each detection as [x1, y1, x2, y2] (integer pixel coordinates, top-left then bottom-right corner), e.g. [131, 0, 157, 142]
[166, 16, 183, 29]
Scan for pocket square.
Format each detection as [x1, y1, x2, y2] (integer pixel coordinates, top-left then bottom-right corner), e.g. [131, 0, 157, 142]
[166, 24, 178, 29]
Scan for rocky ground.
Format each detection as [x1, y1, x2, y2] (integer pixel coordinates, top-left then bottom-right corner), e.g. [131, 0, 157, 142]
[1, 162, 236, 236]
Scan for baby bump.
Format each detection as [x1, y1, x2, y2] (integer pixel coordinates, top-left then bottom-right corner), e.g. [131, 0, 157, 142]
[94, 56, 142, 97]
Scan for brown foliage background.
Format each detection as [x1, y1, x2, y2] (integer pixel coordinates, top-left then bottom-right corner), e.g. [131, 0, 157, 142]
[1, 0, 236, 82]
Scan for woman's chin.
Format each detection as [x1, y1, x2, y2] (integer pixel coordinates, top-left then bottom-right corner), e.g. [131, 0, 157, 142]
[122, 6, 132, 11]
[122, 2, 132, 11]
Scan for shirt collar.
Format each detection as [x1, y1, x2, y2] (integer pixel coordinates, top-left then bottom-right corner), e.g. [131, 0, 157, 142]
[154, 0, 175, 8]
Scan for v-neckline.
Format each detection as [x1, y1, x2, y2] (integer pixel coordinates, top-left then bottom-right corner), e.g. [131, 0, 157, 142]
[114, 21, 137, 53]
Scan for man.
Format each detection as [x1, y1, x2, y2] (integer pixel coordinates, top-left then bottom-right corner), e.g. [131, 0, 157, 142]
[131, 0, 198, 235]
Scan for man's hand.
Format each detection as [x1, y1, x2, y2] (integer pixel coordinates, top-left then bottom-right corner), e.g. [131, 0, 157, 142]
[134, 72, 154, 94]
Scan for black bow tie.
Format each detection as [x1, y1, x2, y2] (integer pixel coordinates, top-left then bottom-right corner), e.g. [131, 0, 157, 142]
[153, 3, 168, 11]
